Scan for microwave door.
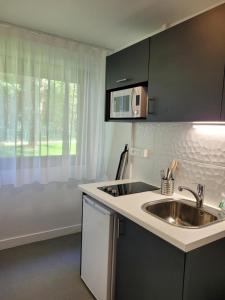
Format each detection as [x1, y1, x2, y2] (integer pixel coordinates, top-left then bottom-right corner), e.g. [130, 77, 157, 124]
[110, 90, 132, 118]
[122, 95, 131, 117]
[112, 95, 125, 118]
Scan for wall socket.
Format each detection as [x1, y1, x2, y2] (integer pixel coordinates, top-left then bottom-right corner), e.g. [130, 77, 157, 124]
[130, 147, 150, 158]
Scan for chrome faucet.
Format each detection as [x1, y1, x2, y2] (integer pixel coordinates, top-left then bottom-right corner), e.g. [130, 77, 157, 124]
[178, 184, 205, 208]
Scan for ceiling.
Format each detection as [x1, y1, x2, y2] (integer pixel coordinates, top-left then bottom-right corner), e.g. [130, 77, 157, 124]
[0, 0, 224, 50]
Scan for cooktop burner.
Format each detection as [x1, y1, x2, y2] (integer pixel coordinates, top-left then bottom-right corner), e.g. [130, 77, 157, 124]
[98, 181, 159, 197]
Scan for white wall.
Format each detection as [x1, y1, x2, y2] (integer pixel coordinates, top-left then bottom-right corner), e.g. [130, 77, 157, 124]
[0, 181, 82, 249]
[0, 122, 128, 251]
[104, 122, 132, 180]
[105, 122, 225, 208]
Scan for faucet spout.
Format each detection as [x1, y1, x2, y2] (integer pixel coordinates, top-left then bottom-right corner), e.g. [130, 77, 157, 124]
[178, 184, 205, 208]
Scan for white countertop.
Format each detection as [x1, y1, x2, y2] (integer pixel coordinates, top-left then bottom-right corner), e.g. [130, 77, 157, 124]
[79, 179, 225, 252]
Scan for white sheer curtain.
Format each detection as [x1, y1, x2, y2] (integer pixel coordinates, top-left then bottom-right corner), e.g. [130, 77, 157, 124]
[0, 24, 107, 186]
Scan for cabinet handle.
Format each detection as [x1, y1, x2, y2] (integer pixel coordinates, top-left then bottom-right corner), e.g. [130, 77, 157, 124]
[148, 98, 155, 115]
[116, 78, 128, 83]
[117, 217, 120, 239]
[117, 217, 126, 238]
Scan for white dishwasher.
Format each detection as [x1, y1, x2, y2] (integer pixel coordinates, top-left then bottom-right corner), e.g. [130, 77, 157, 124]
[81, 195, 117, 300]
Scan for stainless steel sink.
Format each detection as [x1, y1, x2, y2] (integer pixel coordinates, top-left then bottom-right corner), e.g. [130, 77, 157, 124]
[142, 199, 225, 228]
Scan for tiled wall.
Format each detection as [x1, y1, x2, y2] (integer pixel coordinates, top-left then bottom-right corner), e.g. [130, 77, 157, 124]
[105, 122, 225, 208]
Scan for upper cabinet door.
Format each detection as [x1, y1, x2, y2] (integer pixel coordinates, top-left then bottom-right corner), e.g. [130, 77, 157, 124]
[106, 38, 150, 90]
[148, 4, 225, 122]
[221, 67, 225, 120]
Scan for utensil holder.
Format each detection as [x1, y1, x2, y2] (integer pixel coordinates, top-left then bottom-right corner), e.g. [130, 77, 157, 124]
[161, 178, 174, 196]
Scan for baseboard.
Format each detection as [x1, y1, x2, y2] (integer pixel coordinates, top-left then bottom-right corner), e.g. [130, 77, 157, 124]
[0, 224, 81, 251]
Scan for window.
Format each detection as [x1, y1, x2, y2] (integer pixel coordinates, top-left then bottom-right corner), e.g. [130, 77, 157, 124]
[0, 76, 77, 157]
[0, 24, 106, 186]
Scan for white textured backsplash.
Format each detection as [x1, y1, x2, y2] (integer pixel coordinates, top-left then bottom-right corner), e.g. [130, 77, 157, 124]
[105, 122, 225, 208]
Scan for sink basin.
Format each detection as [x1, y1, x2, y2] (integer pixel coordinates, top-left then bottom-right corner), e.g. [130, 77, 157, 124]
[142, 199, 225, 228]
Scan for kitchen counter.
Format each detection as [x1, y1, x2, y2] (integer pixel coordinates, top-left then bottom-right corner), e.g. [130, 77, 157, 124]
[79, 179, 225, 252]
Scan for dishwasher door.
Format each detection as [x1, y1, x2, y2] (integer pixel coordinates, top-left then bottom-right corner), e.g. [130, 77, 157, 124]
[81, 195, 117, 300]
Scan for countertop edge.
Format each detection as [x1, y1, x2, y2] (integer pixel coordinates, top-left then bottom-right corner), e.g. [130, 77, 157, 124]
[78, 182, 225, 252]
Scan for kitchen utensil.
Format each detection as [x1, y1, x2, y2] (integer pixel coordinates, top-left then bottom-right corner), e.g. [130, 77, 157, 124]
[167, 160, 178, 179]
[161, 178, 175, 196]
[166, 167, 172, 180]
[170, 160, 178, 174]
[115, 144, 129, 180]
[160, 169, 165, 179]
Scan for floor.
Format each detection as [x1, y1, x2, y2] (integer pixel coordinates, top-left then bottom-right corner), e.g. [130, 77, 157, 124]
[0, 234, 94, 300]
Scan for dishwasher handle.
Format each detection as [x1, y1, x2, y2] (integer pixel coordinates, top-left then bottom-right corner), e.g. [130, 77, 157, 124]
[83, 196, 114, 216]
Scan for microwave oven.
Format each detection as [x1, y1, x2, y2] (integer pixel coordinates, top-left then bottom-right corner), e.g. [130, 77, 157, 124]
[110, 86, 148, 119]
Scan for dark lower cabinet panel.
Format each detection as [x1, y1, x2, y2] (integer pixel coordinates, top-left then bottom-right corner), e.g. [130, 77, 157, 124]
[115, 217, 185, 300]
[183, 237, 225, 300]
[221, 66, 225, 120]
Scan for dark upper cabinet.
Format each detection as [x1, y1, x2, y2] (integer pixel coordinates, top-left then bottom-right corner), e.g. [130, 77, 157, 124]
[148, 4, 225, 122]
[221, 66, 225, 120]
[106, 38, 150, 90]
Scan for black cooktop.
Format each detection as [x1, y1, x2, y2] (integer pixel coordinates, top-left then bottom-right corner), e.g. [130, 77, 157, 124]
[98, 181, 159, 197]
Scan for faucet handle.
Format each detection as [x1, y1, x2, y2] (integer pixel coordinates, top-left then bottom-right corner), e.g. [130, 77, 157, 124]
[197, 184, 205, 197]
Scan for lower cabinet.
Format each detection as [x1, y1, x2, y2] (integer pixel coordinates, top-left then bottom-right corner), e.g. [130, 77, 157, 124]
[183, 239, 225, 300]
[115, 216, 225, 300]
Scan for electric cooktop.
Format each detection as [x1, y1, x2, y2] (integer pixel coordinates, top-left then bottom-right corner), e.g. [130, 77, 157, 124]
[98, 181, 159, 197]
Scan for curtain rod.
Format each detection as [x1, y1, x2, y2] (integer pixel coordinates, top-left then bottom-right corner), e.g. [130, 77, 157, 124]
[0, 20, 112, 53]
